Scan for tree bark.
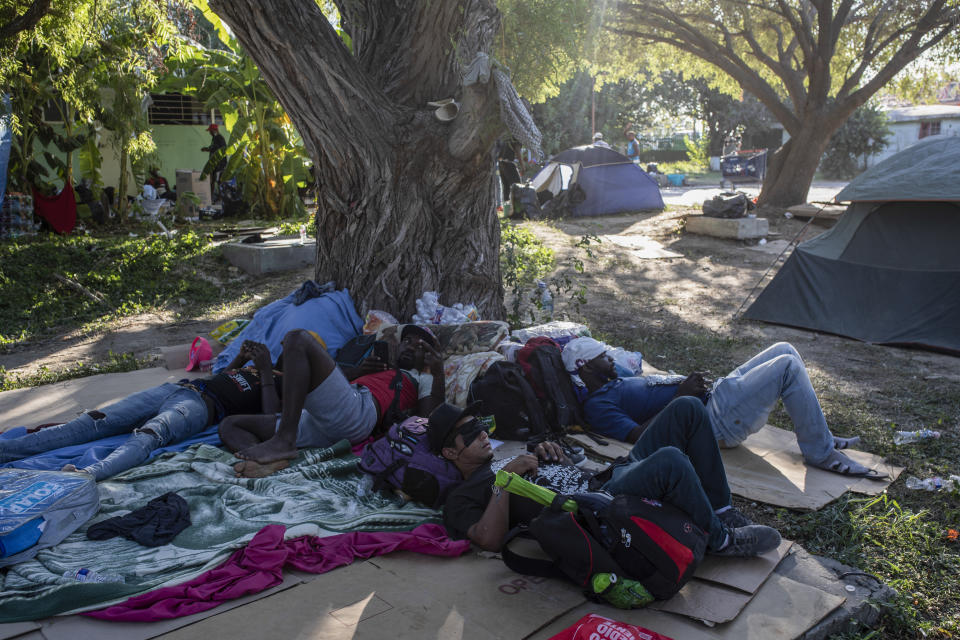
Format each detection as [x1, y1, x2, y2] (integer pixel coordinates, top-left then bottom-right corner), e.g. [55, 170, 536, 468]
[208, 0, 507, 320]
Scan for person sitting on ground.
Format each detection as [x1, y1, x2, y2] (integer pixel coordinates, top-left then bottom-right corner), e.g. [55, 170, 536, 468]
[563, 338, 877, 478]
[433, 397, 781, 557]
[591, 132, 611, 149]
[146, 168, 176, 201]
[0, 340, 280, 481]
[220, 326, 445, 477]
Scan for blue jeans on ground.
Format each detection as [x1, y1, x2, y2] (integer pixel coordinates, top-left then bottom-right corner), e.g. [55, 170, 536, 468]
[601, 396, 730, 550]
[0, 383, 208, 480]
[706, 342, 834, 464]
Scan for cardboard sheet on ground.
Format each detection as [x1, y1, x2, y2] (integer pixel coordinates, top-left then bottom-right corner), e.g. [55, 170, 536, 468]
[530, 573, 845, 640]
[0, 367, 202, 430]
[146, 553, 589, 640]
[570, 425, 902, 511]
[601, 234, 683, 259]
[721, 425, 902, 511]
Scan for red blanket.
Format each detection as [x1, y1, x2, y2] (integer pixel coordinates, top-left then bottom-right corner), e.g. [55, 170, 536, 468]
[32, 182, 76, 234]
[83, 523, 469, 622]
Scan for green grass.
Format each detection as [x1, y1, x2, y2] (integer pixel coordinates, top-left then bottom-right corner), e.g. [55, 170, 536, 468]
[0, 228, 226, 347]
[592, 318, 960, 637]
[0, 351, 152, 391]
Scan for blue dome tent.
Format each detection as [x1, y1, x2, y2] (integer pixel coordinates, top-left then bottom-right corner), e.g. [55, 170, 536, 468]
[531, 145, 663, 217]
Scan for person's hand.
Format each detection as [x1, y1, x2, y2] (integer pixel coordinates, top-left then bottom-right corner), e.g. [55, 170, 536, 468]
[245, 342, 272, 370]
[356, 355, 390, 375]
[502, 454, 539, 477]
[530, 441, 567, 464]
[421, 340, 445, 376]
[201, 146, 209, 152]
[676, 372, 709, 399]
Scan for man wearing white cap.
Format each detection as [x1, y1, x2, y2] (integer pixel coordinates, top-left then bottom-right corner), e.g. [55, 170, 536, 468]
[562, 338, 880, 479]
[592, 132, 611, 148]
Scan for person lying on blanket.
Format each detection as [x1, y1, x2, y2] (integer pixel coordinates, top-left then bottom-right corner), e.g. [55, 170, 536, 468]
[0, 341, 280, 481]
[563, 339, 882, 479]
[220, 326, 446, 478]
[432, 398, 781, 557]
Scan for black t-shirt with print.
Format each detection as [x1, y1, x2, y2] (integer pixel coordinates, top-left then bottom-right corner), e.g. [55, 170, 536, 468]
[442, 457, 592, 541]
[202, 368, 280, 416]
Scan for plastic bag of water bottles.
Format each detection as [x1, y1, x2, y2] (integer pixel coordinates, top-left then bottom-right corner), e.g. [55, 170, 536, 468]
[411, 291, 480, 325]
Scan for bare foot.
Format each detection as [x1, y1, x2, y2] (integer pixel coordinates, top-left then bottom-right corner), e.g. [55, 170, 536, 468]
[236, 435, 298, 464]
[234, 459, 289, 478]
[61, 464, 91, 474]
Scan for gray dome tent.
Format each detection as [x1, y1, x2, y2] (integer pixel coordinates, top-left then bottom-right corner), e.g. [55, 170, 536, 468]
[745, 137, 960, 355]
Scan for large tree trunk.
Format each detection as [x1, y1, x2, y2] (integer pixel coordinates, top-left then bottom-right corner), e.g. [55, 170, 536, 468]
[759, 135, 828, 208]
[209, 0, 508, 320]
[758, 110, 849, 207]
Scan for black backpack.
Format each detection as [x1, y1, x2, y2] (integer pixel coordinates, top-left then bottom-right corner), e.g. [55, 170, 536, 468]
[701, 191, 754, 218]
[502, 493, 708, 601]
[519, 342, 587, 432]
[469, 361, 548, 441]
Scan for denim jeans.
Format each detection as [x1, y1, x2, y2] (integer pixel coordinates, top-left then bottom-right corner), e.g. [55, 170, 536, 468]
[706, 342, 834, 464]
[0, 383, 208, 480]
[601, 396, 730, 550]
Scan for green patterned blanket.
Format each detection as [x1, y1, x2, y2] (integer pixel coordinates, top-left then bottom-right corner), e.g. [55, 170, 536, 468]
[0, 441, 439, 623]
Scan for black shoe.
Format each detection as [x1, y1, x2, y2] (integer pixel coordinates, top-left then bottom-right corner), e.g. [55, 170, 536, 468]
[717, 508, 752, 529]
[711, 525, 781, 557]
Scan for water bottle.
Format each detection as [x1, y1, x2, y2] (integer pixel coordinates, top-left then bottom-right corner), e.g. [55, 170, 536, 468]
[893, 429, 941, 445]
[536, 281, 554, 321]
[61, 568, 125, 584]
[590, 572, 654, 609]
[905, 475, 960, 491]
[299, 224, 308, 245]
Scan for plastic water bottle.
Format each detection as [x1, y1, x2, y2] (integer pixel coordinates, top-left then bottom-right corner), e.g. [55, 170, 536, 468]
[299, 224, 308, 245]
[536, 281, 554, 320]
[61, 568, 125, 584]
[905, 475, 960, 491]
[893, 429, 941, 445]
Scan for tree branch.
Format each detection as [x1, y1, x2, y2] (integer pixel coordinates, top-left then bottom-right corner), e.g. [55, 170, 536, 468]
[0, 0, 51, 42]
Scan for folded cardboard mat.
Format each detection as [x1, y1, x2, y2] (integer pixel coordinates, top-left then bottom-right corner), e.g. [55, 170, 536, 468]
[571, 424, 903, 511]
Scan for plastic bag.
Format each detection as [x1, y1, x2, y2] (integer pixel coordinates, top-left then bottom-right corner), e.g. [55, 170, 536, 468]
[411, 291, 480, 325]
[363, 310, 399, 335]
[511, 321, 591, 344]
[606, 346, 643, 376]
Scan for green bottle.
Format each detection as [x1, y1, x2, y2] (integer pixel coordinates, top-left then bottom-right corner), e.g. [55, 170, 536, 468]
[590, 572, 654, 609]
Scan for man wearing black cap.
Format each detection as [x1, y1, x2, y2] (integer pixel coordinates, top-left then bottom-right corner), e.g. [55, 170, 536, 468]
[433, 397, 781, 558]
[221, 326, 445, 477]
[201, 123, 227, 200]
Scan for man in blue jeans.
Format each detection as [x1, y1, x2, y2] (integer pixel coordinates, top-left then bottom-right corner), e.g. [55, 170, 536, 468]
[563, 339, 879, 478]
[0, 341, 279, 480]
[435, 397, 781, 557]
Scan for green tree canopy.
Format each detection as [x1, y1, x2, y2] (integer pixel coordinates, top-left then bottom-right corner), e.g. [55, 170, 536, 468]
[608, 0, 959, 206]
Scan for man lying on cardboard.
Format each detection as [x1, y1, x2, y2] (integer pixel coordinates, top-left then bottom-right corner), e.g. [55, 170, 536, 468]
[430, 398, 781, 558]
[563, 338, 884, 479]
[220, 326, 446, 477]
[0, 340, 280, 481]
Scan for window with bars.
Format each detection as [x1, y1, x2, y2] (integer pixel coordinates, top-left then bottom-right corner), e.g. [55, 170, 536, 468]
[919, 120, 942, 139]
[148, 93, 220, 125]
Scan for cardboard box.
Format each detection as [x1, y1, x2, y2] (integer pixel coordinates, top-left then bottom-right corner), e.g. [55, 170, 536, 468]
[175, 170, 212, 207]
[686, 214, 769, 239]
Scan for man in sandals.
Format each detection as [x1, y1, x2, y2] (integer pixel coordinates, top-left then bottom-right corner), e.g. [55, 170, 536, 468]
[564, 340, 882, 479]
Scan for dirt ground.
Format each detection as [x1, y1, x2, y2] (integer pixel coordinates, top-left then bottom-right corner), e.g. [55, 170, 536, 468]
[524, 206, 960, 433]
[0, 264, 316, 376]
[3, 206, 958, 402]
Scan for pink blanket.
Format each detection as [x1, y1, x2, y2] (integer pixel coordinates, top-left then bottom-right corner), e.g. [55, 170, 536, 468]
[84, 523, 469, 622]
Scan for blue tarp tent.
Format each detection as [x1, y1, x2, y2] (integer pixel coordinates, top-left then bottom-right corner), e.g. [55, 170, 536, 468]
[531, 145, 663, 216]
